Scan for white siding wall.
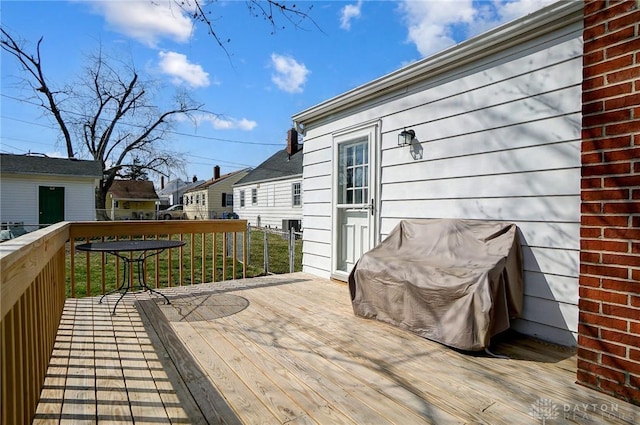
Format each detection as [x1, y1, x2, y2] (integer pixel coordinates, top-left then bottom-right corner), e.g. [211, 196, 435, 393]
[234, 177, 303, 229]
[301, 22, 583, 346]
[1, 174, 97, 223]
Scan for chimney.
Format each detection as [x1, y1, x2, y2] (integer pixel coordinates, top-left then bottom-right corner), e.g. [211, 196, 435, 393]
[214, 165, 220, 180]
[287, 128, 299, 156]
[161, 176, 165, 189]
[192, 175, 197, 183]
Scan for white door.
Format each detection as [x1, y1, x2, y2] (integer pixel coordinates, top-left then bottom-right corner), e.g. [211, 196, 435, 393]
[333, 125, 377, 277]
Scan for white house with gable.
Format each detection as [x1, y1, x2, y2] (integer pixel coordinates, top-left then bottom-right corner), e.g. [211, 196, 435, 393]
[0, 153, 102, 227]
[292, 1, 584, 347]
[234, 129, 303, 231]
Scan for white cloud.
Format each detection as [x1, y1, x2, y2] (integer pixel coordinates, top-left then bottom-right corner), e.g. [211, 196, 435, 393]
[340, 1, 363, 31]
[399, 0, 557, 58]
[195, 114, 257, 131]
[88, 0, 194, 47]
[270, 53, 310, 94]
[158, 51, 210, 88]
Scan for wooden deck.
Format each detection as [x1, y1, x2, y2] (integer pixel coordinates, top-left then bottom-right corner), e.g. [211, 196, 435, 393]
[34, 273, 638, 424]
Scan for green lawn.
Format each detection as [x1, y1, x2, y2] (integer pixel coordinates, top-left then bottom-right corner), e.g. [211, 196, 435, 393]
[67, 229, 303, 298]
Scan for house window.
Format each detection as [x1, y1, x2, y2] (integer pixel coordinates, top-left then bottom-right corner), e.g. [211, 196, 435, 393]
[202, 194, 206, 207]
[240, 190, 245, 207]
[292, 182, 301, 207]
[114, 201, 120, 208]
[251, 188, 257, 205]
[221, 192, 234, 207]
[196, 194, 200, 204]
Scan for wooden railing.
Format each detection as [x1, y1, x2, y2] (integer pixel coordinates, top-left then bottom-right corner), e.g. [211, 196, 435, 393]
[0, 219, 248, 425]
[1, 222, 69, 425]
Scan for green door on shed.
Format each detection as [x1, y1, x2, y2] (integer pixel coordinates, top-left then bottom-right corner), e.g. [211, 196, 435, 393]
[39, 186, 65, 225]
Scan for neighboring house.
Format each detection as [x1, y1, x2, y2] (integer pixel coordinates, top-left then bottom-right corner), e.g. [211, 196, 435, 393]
[156, 176, 204, 207]
[183, 166, 250, 219]
[0, 153, 102, 225]
[106, 180, 160, 220]
[292, 1, 584, 347]
[233, 129, 303, 230]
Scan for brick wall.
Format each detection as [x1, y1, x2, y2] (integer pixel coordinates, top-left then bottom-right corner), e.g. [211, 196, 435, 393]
[579, 0, 640, 405]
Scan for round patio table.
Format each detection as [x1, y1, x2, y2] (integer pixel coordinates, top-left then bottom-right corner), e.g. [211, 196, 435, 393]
[76, 239, 185, 314]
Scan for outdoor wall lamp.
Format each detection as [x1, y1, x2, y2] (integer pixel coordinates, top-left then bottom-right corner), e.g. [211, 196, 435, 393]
[398, 128, 415, 146]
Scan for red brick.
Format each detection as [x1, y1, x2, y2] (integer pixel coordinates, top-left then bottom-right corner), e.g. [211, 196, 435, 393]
[629, 374, 640, 390]
[585, 54, 634, 78]
[604, 227, 640, 239]
[582, 263, 630, 279]
[600, 379, 640, 404]
[583, 162, 631, 177]
[606, 120, 640, 136]
[581, 250, 602, 263]
[580, 275, 602, 288]
[584, 0, 609, 18]
[581, 202, 602, 214]
[583, 135, 633, 151]
[603, 254, 638, 268]
[580, 298, 602, 313]
[602, 278, 640, 294]
[582, 151, 603, 164]
[582, 126, 604, 140]
[631, 348, 640, 362]
[633, 268, 640, 281]
[582, 358, 629, 382]
[581, 214, 629, 227]
[581, 177, 602, 189]
[607, 36, 640, 59]
[582, 189, 630, 201]
[584, 100, 605, 115]
[584, 23, 607, 41]
[603, 201, 640, 214]
[601, 305, 640, 322]
[581, 287, 629, 305]
[631, 318, 640, 331]
[576, 368, 599, 387]
[633, 189, 640, 200]
[586, 26, 636, 53]
[604, 174, 640, 188]
[604, 146, 640, 162]
[583, 82, 633, 103]
[581, 239, 629, 254]
[607, 65, 640, 84]
[633, 242, 640, 254]
[585, 110, 632, 128]
[603, 354, 640, 376]
[580, 312, 629, 332]
[605, 92, 640, 110]
[608, 9, 640, 31]
[584, 49, 605, 66]
[633, 216, 640, 227]
[583, 75, 606, 91]
[578, 346, 601, 363]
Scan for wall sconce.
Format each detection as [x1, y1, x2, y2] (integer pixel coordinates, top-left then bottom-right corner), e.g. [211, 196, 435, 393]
[398, 128, 415, 146]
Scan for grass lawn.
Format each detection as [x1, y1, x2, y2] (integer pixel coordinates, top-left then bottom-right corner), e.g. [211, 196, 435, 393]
[68, 228, 303, 298]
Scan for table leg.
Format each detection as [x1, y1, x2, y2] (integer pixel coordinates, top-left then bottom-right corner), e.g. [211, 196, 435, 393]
[136, 258, 171, 305]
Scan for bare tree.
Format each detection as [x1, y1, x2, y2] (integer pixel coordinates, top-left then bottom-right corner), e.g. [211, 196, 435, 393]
[182, 0, 317, 52]
[1, 28, 203, 219]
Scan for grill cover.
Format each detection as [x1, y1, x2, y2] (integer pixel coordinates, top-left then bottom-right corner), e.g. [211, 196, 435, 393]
[348, 219, 523, 351]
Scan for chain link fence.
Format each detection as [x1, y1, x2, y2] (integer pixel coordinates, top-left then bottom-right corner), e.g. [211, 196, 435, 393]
[228, 225, 303, 275]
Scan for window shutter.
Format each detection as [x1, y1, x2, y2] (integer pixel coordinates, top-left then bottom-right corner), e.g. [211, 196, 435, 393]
[221, 192, 226, 207]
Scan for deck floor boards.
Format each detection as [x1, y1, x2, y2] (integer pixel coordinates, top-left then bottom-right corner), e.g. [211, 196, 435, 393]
[34, 273, 638, 424]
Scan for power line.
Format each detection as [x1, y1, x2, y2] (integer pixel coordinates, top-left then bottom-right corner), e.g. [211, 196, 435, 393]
[0, 93, 285, 146]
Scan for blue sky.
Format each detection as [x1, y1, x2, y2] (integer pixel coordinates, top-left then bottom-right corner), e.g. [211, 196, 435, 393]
[1, 0, 557, 183]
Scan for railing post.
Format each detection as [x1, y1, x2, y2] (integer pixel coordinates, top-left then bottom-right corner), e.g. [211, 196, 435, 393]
[289, 228, 295, 274]
[263, 229, 269, 275]
[247, 223, 251, 265]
